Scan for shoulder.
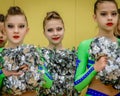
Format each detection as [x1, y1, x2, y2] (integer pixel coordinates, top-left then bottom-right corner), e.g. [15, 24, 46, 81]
[117, 38, 120, 47]
[0, 48, 4, 52]
[78, 38, 93, 48]
[117, 38, 120, 43]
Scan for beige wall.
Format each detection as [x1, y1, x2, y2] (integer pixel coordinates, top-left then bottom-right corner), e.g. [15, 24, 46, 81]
[0, 0, 14, 14]
[0, 0, 120, 49]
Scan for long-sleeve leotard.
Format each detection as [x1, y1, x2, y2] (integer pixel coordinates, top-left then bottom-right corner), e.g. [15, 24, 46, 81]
[74, 39, 97, 92]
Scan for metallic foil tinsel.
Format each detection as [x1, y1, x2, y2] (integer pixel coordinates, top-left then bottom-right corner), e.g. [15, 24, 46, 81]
[38, 48, 79, 96]
[89, 36, 120, 90]
[0, 44, 44, 95]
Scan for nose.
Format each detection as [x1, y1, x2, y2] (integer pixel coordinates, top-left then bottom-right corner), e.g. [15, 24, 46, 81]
[14, 26, 19, 34]
[53, 30, 58, 35]
[0, 35, 3, 39]
[0, 32, 3, 38]
[108, 14, 112, 21]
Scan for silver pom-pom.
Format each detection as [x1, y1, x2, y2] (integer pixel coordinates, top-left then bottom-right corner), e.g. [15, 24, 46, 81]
[89, 36, 120, 89]
[1, 44, 44, 95]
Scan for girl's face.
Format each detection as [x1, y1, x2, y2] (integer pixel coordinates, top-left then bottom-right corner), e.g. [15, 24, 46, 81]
[94, 1, 118, 32]
[0, 22, 7, 47]
[44, 19, 64, 46]
[4, 15, 29, 47]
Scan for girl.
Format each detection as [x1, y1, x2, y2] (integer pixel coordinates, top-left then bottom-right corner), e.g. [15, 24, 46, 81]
[38, 11, 79, 96]
[0, 6, 52, 96]
[0, 14, 7, 48]
[74, 0, 120, 96]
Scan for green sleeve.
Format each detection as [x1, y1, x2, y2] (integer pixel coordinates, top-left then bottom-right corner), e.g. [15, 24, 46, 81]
[0, 48, 5, 89]
[37, 48, 53, 88]
[0, 70, 5, 89]
[38, 65, 53, 88]
[74, 39, 97, 92]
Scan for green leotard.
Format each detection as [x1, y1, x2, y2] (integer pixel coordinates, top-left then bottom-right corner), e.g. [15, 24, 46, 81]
[74, 39, 97, 92]
[74, 38, 120, 93]
[0, 48, 5, 90]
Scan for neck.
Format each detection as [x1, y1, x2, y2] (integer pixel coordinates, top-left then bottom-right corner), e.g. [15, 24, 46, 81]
[6, 42, 22, 48]
[48, 43, 64, 50]
[96, 29, 117, 42]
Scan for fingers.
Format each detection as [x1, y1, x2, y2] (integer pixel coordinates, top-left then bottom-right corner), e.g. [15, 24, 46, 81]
[19, 64, 28, 68]
[17, 64, 28, 71]
[12, 71, 23, 76]
[2, 68, 23, 77]
[99, 56, 108, 63]
[96, 54, 107, 61]
[94, 55, 108, 72]
[3, 64, 29, 77]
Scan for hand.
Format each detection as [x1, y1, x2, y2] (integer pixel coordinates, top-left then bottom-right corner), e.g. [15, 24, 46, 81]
[17, 64, 29, 72]
[94, 55, 108, 72]
[2, 68, 23, 77]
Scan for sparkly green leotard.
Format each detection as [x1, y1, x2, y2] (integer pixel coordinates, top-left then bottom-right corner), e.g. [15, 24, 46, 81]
[74, 38, 120, 96]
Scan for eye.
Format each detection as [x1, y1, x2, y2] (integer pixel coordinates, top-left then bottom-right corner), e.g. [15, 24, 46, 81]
[56, 27, 63, 31]
[111, 12, 117, 16]
[100, 12, 107, 16]
[7, 24, 14, 28]
[19, 24, 25, 28]
[47, 28, 53, 32]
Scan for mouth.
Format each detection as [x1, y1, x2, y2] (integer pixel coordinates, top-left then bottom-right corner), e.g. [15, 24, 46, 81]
[13, 36, 20, 39]
[52, 37, 60, 40]
[106, 23, 113, 26]
[0, 40, 4, 43]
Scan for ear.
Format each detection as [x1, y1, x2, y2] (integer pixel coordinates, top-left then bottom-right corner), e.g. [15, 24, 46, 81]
[26, 27, 29, 34]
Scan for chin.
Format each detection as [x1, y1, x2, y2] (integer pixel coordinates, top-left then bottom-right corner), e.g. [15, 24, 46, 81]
[53, 42, 61, 45]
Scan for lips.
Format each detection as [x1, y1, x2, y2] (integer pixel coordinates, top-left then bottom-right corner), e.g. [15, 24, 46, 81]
[106, 23, 113, 26]
[13, 36, 20, 39]
[0, 40, 4, 43]
[52, 37, 60, 40]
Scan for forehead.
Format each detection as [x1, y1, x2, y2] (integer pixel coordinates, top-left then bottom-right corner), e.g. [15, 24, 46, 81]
[5, 15, 26, 24]
[97, 1, 117, 12]
[45, 19, 63, 28]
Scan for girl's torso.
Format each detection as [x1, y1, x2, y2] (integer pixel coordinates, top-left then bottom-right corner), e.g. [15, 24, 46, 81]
[39, 48, 78, 96]
[85, 38, 120, 96]
[88, 77, 120, 96]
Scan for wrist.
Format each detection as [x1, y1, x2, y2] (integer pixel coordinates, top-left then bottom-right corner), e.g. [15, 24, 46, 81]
[93, 64, 99, 72]
[0, 69, 3, 74]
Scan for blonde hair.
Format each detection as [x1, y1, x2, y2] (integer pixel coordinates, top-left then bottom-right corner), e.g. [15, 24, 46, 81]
[43, 11, 64, 32]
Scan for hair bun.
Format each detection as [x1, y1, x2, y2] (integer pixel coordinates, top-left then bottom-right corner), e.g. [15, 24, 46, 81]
[8, 6, 24, 15]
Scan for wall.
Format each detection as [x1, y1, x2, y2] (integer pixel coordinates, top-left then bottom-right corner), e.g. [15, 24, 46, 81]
[0, 0, 14, 14]
[12, 0, 76, 48]
[0, 0, 120, 48]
